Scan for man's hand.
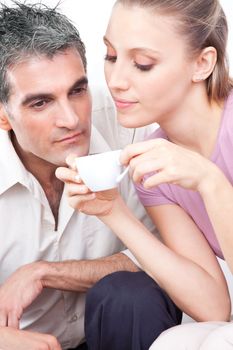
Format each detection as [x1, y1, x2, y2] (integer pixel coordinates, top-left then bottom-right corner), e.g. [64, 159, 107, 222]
[0, 262, 45, 328]
[0, 327, 61, 350]
[56, 154, 119, 216]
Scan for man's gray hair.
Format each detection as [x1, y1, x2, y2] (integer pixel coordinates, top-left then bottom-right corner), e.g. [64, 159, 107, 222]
[0, 1, 87, 103]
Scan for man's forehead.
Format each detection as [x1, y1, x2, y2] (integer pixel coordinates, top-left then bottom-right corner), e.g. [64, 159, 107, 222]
[6, 49, 86, 97]
[7, 48, 83, 74]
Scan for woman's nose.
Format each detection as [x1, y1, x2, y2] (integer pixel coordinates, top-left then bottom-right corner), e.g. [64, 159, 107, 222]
[106, 62, 130, 92]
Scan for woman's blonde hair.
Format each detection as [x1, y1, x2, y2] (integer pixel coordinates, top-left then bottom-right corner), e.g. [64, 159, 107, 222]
[116, 0, 233, 101]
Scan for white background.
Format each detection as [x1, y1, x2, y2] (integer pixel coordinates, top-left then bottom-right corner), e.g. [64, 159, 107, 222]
[5, 0, 233, 86]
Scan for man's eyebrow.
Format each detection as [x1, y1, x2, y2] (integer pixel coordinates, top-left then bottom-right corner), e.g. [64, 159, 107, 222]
[21, 93, 52, 106]
[21, 76, 89, 106]
[68, 76, 88, 93]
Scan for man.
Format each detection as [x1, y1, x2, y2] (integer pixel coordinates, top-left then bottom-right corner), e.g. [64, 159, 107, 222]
[0, 2, 182, 350]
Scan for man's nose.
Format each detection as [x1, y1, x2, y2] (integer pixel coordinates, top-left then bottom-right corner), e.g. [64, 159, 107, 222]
[55, 102, 79, 129]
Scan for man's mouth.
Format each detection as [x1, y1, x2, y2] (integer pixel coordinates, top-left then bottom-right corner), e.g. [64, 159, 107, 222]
[57, 131, 83, 143]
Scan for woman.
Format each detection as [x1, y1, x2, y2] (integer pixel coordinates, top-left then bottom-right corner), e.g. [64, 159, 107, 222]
[56, 0, 233, 348]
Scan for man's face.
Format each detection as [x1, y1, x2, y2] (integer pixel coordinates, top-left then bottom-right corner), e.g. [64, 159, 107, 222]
[4, 48, 92, 166]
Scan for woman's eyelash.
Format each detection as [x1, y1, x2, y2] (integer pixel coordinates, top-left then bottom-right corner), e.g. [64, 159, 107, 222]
[134, 63, 153, 71]
[104, 54, 117, 63]
[104, 54, 153, 72]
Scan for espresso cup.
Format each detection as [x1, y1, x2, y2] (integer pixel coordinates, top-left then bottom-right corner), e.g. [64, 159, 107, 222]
[75, 150, 125, 192]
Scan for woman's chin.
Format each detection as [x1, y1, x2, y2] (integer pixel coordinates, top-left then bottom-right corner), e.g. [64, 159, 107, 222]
[117, 114, 146, 129]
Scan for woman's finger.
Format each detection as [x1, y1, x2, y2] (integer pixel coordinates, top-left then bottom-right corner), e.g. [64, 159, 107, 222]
[0, 310, 7, 327]
[120, 138, 166, 165]
[7, 311, 19, 329]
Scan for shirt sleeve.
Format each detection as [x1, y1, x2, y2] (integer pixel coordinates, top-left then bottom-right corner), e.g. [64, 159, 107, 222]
[135, 181, 176, 207]
[121, 249, 143, 268]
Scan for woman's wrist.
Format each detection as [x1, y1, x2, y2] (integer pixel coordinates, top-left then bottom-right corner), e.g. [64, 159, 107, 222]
[198, 163, 228, 197]
[97, 194, 129, 223]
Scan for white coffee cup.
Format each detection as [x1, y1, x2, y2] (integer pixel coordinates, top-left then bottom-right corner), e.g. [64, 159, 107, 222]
[75, 150, 126, 192]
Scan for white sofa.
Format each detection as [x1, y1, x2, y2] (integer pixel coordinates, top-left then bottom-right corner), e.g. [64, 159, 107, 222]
[182, 258, 233, 323]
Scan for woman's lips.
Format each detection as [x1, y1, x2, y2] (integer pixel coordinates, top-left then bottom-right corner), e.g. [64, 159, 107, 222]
[114, 98, 138, 110]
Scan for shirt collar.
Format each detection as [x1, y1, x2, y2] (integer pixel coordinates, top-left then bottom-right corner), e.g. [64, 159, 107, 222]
[0, 130, 30, 195]
[0, 124, 113, 196]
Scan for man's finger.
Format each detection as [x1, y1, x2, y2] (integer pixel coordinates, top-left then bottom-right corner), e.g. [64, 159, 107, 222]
[66, 153, 78, 169]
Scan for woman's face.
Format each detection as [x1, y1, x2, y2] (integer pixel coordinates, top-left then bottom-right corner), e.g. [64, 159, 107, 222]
[104, 3, 197, 128]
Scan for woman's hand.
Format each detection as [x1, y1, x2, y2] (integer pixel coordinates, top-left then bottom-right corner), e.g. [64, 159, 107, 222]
[55, 154, 119, 216]
[120, 139, 217, 192]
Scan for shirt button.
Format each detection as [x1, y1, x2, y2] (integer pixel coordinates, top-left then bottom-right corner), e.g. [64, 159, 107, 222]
[69, 314, 78, 323]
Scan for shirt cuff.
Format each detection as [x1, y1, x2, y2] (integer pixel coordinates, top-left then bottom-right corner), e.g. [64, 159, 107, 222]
[121, 249, 142, 269]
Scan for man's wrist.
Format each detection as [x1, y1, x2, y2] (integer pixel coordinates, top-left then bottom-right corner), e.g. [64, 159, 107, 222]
[18, 260, 50, 283]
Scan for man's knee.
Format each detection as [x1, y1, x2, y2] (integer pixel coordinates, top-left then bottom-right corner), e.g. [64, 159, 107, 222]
[87, 270, 138, 306]
[88, 271, 166, 308]
[85, 271, 182, 350]
[86, 270, 181, 324]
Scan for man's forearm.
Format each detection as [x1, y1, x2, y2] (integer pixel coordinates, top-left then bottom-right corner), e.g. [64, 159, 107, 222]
[39, 253, 139, 292]
[0, 253, 138, 327]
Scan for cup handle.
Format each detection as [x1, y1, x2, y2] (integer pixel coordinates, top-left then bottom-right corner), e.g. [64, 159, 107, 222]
[116, 166, 130, 183]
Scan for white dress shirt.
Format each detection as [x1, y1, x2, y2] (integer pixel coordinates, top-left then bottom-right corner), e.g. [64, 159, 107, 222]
[0, 86, 157, 349]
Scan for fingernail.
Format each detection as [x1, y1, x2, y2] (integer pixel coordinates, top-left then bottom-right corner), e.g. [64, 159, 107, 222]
[75, 174, 82, 183]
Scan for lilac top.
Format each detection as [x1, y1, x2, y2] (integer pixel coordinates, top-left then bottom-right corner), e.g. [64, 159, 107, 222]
[136, 91, 233, 259]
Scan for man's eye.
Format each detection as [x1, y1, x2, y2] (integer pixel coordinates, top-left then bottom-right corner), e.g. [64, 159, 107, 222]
[104, 54, 117, 63]
[30, 99, 49, 109]
[70, 87, 87, 95]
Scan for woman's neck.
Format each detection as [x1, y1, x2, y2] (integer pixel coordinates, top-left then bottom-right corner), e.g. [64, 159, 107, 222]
[159, 89, 224, 158]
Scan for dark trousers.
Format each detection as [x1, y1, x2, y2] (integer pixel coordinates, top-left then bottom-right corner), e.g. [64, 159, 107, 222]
[84, 271, 182, 350]
[70, 344, 88, 350]
[71, 343, 88, 350]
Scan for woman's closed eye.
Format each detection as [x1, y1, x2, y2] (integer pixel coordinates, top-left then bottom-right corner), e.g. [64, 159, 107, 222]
[104, 54, 117, 63]
[105, 54, 154, 72]
[134, 62, 154, 72]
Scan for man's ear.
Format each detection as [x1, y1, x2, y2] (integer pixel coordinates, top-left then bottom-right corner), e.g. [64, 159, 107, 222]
[0, 104, 12, 131]
[192, 46, 217, 83]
